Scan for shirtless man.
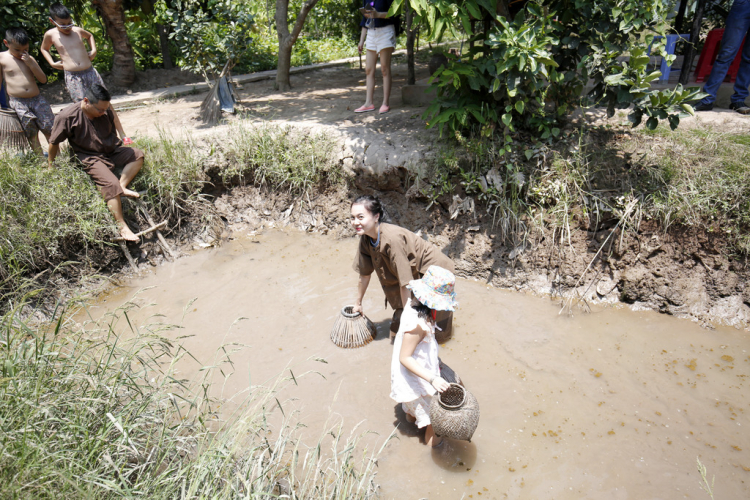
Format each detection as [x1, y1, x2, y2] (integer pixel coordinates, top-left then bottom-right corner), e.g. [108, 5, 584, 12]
[0, 27, 55, 153]
[48, 84, 143, 242]
[40, 2, 130, 143]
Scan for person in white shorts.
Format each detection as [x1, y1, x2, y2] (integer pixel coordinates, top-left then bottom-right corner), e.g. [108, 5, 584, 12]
[356, 0, 399, 114]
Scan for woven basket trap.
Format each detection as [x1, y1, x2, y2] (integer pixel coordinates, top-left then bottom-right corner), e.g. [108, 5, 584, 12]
[429, 383, 480, 442]
[0, 108, 29, 152]
[330, 305, 376, 348]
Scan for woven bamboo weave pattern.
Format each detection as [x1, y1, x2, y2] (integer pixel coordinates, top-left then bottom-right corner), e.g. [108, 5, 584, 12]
[0, 108, 29, 151]
[429, 383, 480, 442]
[330, 305, 377, 348]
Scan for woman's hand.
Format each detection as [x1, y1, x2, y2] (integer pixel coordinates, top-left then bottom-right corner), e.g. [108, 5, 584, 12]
[352, 303, 363, 315]
[430, 376, 450, 393]
[358, 40, 365, 54]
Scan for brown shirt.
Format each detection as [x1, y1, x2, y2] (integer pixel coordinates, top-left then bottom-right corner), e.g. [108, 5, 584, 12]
[49, 102, 121, 156]
[353, 223, 454, 310]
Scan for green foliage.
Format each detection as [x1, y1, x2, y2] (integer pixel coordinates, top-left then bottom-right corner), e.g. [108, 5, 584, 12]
[407, 0, 704, 143]
[390, 0, 496, 41]
[298, 0, 362, 40]
[166, 0, 256, 78]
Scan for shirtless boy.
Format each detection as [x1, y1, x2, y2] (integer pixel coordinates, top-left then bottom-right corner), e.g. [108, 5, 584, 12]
[41, 2, 130, 143]
[0, 27, 55, 153]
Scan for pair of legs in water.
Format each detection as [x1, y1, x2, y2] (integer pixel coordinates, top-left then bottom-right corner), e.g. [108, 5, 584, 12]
[404, 412, 443, 447]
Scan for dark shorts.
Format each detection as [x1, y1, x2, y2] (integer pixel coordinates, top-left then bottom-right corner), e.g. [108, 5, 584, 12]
[65, 67, 106, 102]
[77, 147, 144, 201]
[8, 95, 55, 138]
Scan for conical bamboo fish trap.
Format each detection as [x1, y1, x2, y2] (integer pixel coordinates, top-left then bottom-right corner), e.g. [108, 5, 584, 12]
[330, 305, 377, 348]
[0, 108, 29, 152]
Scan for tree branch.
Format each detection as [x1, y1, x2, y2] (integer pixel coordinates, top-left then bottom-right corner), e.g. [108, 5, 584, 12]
[290, 0, 320, 42]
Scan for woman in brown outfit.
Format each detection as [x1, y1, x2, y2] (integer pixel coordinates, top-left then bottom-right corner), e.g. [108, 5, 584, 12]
[351, 195, 454, 340]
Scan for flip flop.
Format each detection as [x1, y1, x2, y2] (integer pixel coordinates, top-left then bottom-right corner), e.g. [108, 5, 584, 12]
[354, 105, 375, 113]
[379, 105, 390, 114]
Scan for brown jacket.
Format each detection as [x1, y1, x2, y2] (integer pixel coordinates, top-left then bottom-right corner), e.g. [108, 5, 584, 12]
[353, 223, 454, 309]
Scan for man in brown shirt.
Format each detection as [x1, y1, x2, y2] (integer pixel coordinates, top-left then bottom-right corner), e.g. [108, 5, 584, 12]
[48, 83, 144, 242]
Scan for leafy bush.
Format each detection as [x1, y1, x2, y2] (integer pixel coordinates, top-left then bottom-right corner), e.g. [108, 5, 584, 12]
[166, 0, 256, 78]
[399, 0, 703, 144]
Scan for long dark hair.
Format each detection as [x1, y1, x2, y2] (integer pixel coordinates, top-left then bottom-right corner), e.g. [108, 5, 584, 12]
[411, 295, 433, 322]
[352, 195, 389, 223]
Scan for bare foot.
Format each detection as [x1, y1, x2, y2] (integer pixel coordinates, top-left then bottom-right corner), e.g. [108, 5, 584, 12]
[119, 224, 139, 242]
[121, 187, 140, 198]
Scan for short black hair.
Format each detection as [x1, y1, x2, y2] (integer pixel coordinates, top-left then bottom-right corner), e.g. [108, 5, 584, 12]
[4, 27, 29, 46]
[84, 83, 111, 104]
[49, 3, 72, 20]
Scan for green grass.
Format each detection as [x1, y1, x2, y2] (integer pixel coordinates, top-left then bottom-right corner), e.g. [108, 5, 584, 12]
[0, 297, 386, 498]
[413, 122, 750, 254]
[223, 121, 345, 193]
[622, 124, 750, 252]
[0, 150, 113, 304]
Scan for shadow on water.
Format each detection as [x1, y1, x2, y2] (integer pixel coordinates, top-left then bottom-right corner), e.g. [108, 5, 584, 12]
[370, 318, 393, 342]
[392, 404, 421, 439]
[392, 403, 478, 473]
[431, 439, 478, 472]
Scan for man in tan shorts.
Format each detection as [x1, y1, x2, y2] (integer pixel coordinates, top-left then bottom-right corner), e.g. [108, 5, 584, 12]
[48, 84, 143, 242]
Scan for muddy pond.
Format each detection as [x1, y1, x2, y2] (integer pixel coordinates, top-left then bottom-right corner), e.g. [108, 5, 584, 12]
[81, 230, 749, 499]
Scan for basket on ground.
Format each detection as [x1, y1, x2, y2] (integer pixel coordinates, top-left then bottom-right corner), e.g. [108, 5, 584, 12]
[430, 383, 479, 442]
[0, 108, 29, 152]
[330, 305, 377, 348]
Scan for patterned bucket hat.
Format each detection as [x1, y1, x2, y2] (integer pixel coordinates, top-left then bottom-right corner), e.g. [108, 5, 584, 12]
[407, 266, 458, 312]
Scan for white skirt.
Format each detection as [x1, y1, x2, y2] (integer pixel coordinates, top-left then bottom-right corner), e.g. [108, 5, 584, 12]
[402, 394, 433, 428]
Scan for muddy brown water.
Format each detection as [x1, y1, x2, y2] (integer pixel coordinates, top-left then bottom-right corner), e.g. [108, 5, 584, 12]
[80, 230, 749, 499]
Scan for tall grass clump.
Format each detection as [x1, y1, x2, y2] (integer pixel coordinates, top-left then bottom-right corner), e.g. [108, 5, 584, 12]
[224, 121, 345, 194]
[624, 124, 750, 253]
[132, 131, 210, 227]
[0, 150, 113, 300]
[0, 298, 386, 498]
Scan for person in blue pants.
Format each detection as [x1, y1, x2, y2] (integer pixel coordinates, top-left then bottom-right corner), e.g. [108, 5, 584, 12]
[695, 0, 750, 114]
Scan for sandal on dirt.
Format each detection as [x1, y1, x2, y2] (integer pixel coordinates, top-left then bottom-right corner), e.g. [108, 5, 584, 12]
[379, 105, 390, 114]
[355, 105, 375, 113]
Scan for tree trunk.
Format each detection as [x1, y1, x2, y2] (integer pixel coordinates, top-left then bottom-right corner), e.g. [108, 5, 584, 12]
[406, 2, 415, 85]
[275, 0, 320, 91]
[277, 37, 294, 90]
[674, 0, 689, 34]
[679, 0, 706, 85]
[157, 23, 173, 69]
[92, 0, 136, 86]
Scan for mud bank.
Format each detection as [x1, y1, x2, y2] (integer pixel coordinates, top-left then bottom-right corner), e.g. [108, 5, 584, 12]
[204, 179, 750, 330]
